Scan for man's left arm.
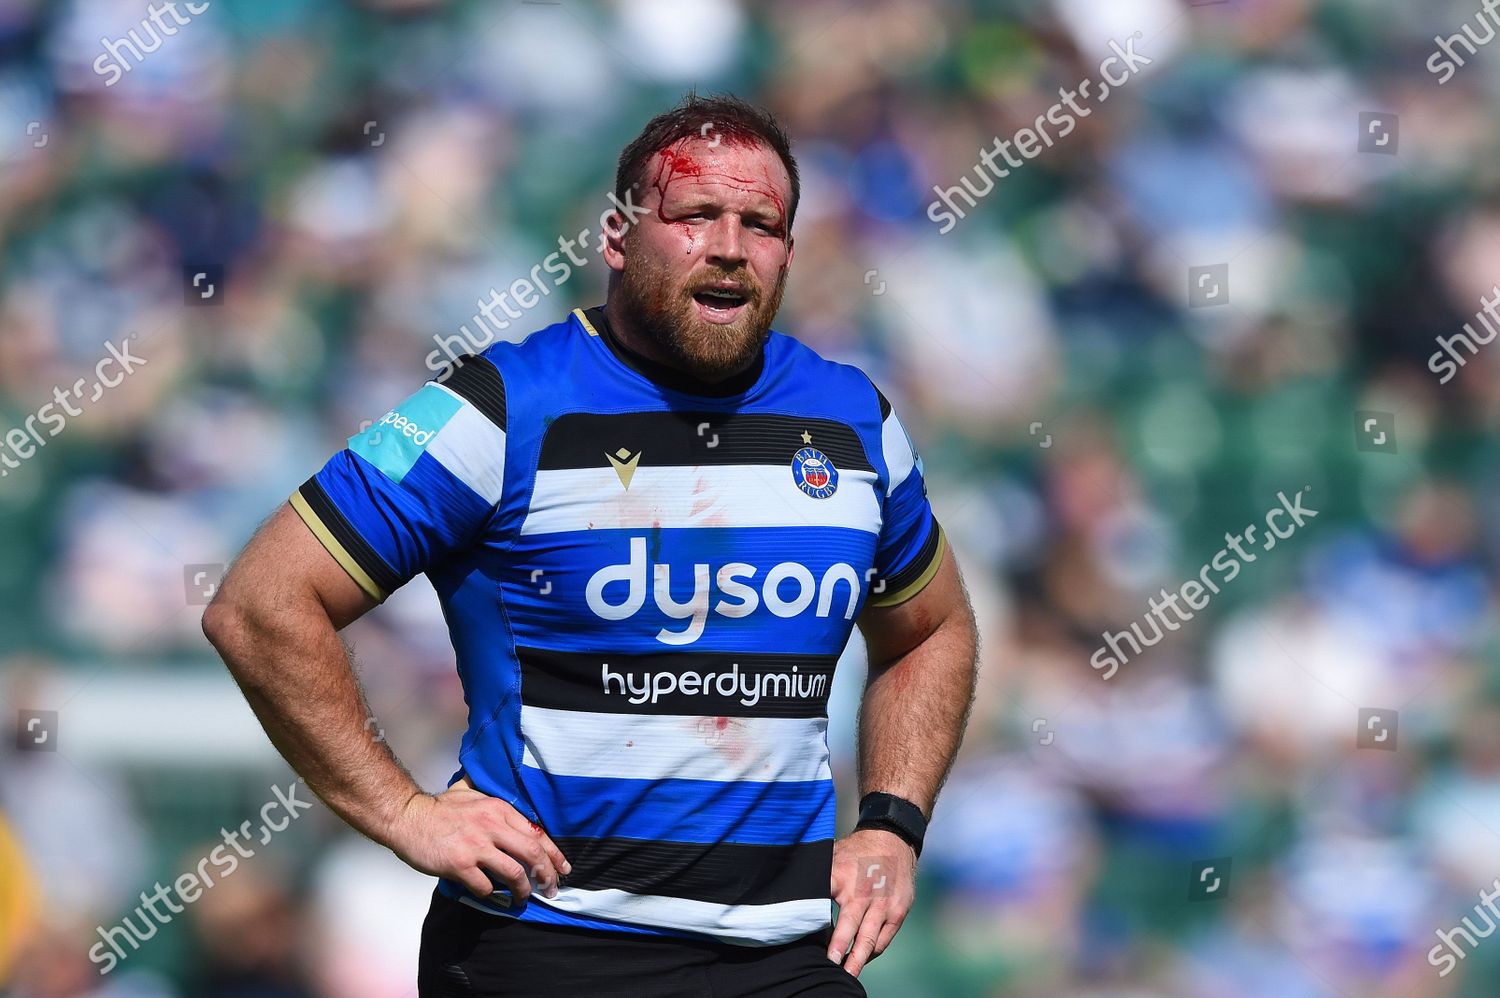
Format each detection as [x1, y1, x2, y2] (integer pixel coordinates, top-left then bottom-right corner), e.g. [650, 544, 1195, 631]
[829, 541, 979, 975]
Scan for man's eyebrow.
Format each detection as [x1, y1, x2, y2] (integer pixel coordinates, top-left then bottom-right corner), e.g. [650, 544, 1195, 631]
[660, 196, 785, 225]
[740, 204, 784, 224]
[662, 196, 718, 212]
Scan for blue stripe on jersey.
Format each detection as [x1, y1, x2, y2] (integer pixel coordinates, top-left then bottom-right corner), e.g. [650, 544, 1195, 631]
[502, 525, 879, 655]
[518, 768, 836, 845]
[315, 449, 492, 585]
[875, 470, 939, 582]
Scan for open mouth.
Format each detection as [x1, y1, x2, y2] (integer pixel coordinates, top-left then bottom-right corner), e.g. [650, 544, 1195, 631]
[691, 285, 751, 323]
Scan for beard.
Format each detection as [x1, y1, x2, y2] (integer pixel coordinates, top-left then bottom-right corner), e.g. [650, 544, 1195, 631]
[616, 248, 787, 382]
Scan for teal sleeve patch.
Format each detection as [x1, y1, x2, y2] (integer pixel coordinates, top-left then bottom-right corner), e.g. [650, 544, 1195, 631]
[349, 384, 462, 484]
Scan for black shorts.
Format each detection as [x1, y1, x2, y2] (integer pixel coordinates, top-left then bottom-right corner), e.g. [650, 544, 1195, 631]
[416, 888, 868, 998]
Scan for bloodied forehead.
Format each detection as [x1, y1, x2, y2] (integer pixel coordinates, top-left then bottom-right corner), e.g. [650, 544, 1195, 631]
[642, 137, 791, 223]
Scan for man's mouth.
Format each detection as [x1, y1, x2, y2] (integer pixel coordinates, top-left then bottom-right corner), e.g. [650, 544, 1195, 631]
[691, 284, 751, 323]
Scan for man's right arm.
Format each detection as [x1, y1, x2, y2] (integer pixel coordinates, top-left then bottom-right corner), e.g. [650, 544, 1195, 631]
[203, 502, 569, 901]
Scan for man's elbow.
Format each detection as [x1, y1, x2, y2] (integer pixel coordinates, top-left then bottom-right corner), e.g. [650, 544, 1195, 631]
[202, 588, 248, 659]
[202, 574, 272, 667]
[203, 590, 287, 696]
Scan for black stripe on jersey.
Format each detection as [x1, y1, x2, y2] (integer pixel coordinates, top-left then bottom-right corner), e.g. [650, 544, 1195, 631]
[434, 354, 506, 430]
[537, 411, 872, 472]
[297, 477, 405, 595]
[877, 511, 941, 598]
[555, 837, 832, 908]
[873, 383, 892, 422]
[517, 647, 838, 718]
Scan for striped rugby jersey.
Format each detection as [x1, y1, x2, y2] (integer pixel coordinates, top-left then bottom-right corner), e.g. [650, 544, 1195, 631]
[290, 304, 945, 946]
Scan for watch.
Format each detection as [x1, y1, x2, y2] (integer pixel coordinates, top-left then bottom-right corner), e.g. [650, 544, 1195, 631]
[855, 792, 928, 858]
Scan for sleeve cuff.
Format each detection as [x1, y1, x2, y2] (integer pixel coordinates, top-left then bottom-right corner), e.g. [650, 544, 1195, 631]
[868, 520, 947, 608]
[289, 485, 393, 603]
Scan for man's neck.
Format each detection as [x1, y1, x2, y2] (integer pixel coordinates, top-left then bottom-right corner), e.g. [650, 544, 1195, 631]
[601, 297, 679, 372]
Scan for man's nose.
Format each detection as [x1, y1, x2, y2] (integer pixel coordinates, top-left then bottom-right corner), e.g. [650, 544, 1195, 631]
[703, 215, 747, 268]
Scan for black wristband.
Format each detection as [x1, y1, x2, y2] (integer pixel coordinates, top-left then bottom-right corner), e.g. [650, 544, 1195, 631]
[855, 792, 927, 858]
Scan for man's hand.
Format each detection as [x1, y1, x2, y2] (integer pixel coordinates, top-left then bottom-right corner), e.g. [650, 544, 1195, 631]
[384, 776, 571, 904]
[828, 827, 916, 976]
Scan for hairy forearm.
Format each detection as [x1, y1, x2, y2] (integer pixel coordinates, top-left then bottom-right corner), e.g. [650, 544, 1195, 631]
[857, 607, 978, 815]
[205, 595, 419, 847]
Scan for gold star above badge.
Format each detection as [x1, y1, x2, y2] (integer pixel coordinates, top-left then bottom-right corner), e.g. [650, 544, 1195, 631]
[800, 430, 812, 445]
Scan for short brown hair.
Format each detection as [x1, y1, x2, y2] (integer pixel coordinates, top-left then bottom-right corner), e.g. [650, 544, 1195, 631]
[615, 92, 800, 229]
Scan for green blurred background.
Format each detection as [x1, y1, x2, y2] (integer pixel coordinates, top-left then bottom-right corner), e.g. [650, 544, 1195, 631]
[5, 0, 1500, 995]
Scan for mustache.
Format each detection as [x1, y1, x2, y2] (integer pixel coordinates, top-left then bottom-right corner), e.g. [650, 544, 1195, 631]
[686, 271, 761, 300]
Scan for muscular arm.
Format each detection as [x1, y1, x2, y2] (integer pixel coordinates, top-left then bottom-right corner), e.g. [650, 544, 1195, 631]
[203, 503, 567, 900]
[202, 503, 411, 843]
[829, 543, 978, 975]
[856, 544, 978, 813]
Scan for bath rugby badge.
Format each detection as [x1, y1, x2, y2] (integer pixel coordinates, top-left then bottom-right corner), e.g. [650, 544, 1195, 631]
[792, 434, 838, 499]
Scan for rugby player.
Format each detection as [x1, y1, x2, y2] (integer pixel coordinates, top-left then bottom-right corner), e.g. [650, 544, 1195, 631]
[204, 94, 979, 997]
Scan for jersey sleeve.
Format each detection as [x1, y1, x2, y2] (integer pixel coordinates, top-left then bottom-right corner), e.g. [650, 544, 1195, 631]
[289, 355, 508, 602]
[868, 387, 946, 608]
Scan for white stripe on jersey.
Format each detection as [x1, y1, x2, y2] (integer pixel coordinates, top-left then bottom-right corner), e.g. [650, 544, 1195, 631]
[457, 889, 832, 947]
[519, 464, 880, 536]
[520, 706, 832, 784]
[428, 381, 506, 504]
[881, 411, 919, 495]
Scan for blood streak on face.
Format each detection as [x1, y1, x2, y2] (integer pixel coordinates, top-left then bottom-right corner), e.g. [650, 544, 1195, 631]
[647, 139, 788, 241]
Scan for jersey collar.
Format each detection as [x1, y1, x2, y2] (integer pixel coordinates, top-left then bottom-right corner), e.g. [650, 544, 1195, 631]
[576, 304, 766, 399]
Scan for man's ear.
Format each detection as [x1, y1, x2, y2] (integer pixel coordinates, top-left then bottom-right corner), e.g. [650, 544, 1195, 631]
[601, 210, 629, 273]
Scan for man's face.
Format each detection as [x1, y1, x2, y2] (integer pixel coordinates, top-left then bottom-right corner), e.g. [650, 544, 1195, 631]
[610, 136, 794, 381]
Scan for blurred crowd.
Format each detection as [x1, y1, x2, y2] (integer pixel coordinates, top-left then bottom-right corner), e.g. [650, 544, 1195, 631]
[6, 0, 1500, 995]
